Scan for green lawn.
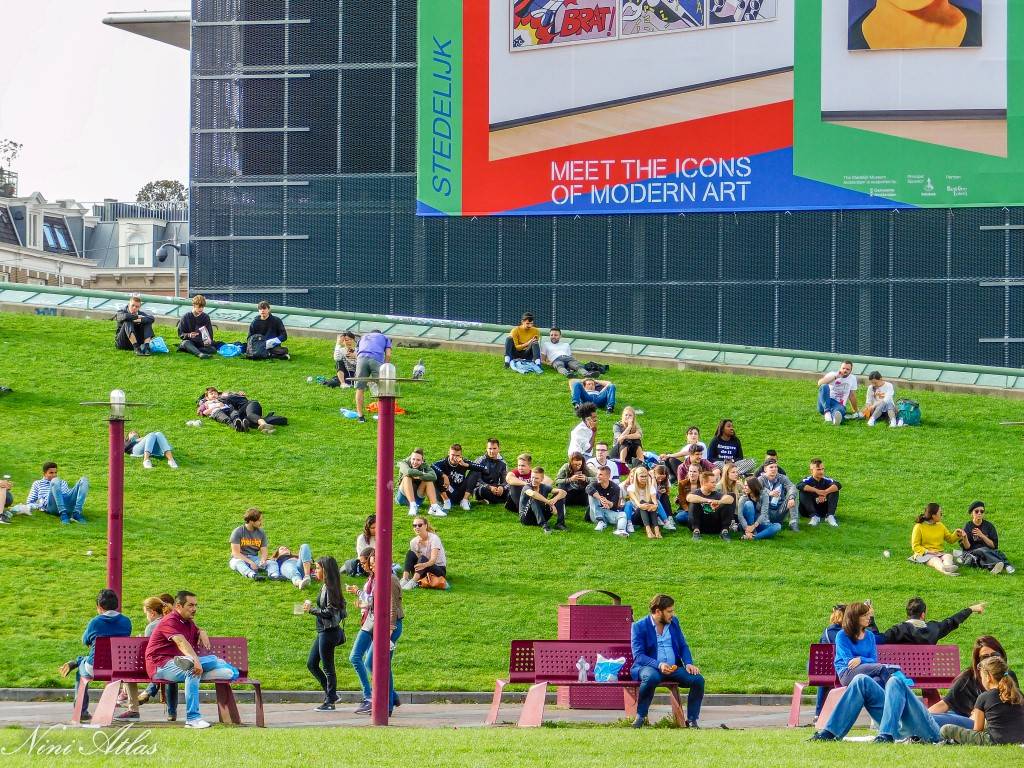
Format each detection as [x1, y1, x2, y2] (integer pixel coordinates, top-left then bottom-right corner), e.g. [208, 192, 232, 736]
[0, 311, 1020, 694]
[0, 726, 1015, 767]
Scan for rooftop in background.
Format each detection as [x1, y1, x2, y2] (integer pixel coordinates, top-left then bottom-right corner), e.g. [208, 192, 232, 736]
[102, 10, 190, 49]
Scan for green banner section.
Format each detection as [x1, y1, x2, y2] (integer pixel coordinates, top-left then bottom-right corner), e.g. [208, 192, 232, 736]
[417, 0, 463, 215]
[794, 0, 1024, 208]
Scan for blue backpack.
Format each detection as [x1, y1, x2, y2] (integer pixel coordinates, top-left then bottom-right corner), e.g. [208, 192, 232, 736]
[897, 399, 921, 426]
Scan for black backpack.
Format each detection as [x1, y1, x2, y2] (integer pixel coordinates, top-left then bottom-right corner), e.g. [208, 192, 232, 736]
[245, 334, 270, 360]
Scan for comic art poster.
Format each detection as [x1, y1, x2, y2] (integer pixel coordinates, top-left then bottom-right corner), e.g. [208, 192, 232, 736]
[708, 0, 777, 25]
[621, 0, 705, 37]
[848, 0, 982, 51]
[511, 0, 618, 49]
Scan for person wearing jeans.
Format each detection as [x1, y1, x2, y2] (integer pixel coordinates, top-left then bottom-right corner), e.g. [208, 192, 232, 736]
[504, 312, 541, 368]
[26, 462, 88, 524]
[738, 478, 782, 540]
[811, 674, 942, 742]
[570, 379, 616, 413]
[630, 594, 705, 728]
[587, 467, 627, 536]
[347, 547, 404, 715]
[271, 544, 314, 588]
[145, 590, 238, 729]
[125, 431, 179, 470]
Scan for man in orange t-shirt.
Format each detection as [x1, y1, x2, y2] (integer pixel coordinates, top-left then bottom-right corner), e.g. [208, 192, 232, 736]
[504, 312, 541, 368]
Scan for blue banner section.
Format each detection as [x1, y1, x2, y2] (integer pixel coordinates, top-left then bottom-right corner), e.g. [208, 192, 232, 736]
[504, 148, 915, 215]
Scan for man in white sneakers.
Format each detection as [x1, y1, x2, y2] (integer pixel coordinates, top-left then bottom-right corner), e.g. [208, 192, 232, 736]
[432, 444, 487, 513]
[586, 466, 628, 536]
[396, 448, 444, 517]
[796, 458, 841, 528]
[863, 371, 901, 427]
[817, 361, 859, 425]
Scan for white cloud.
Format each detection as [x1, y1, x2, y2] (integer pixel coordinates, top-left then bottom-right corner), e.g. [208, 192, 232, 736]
[0, 0, 189, 202]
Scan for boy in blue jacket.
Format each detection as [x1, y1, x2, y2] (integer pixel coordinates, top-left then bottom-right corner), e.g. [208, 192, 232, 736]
[629, 593, 705, 728]
[59, 589, 136, 721]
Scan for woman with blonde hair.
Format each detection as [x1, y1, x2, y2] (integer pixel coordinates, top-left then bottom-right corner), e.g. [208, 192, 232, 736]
[612, 406, 644, 465]
[624, 465, 661, 539]
[137, 595, 177, 719]
[911, 503, 966, 576]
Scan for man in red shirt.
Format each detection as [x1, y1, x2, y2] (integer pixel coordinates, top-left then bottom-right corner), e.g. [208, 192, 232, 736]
[145, 591, 238, 729]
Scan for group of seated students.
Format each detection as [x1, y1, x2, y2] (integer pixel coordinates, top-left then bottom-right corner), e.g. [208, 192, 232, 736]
[810, 597, 1024, 746]
[392, 428, 843, 540]
[114, 295, 291, 360]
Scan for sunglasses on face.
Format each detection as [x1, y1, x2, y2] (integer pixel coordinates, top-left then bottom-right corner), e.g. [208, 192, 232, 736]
[413, 523, 425, 528]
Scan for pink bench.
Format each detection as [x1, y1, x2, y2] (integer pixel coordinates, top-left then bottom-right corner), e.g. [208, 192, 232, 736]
[486, 640, 688, 727]
[74, 636, 265, 727]
[789, 643, 961, 727]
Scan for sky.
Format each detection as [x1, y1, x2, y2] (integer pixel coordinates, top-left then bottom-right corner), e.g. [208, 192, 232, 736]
[0, 1, 190, 202]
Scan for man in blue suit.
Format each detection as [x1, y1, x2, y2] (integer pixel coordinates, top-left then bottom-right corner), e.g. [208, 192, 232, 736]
[630, 593, 705, 728]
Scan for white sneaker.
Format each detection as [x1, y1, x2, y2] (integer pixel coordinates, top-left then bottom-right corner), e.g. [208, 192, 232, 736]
[459, 498, 472, 511]
[664, 518, 677, 532]
[613, 529, 629, 537]
[626, 523, 635, 535]
[401, 578, 418, 591]
[408, 504, 419, 516]
[826, 515, 839, 528]
[168, 459, 179, 469]
[185, 718, 211, 729]
[142, 459, 153, 469]
[809, 516, 821, 527]
[896, 418, 905, 427]
[823, 412, 833, 424]
[428, 504, 447, 517]
[298, 576, 311, 589]
[442, 499, 452, 511]
[594, 520, 608, 532]
[11, 504, 31, 516]
[991, 561, 1005, 575]
[867, 417, 876, 427]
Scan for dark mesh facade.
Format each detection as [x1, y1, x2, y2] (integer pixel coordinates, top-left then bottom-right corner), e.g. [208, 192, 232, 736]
[189, 1, 1024, 368]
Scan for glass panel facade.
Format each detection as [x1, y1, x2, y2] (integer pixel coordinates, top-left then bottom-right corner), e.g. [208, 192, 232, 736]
[190, 1, 1023, 367]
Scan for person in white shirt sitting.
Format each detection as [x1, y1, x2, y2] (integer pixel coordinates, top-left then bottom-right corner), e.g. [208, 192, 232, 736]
[541, 328, 607, 378]
[863, 371, 901, 427]
[817, 361, 860, 426]
[586, 443, 621, 482]
[567, 402, 598, 460]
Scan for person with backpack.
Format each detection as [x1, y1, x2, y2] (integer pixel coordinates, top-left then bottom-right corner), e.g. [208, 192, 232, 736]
[114, 295, 156, 356]
[862, 370, 901, 428]
[246, 301, 289, 360]
[302, 556, 346, 711]
[177, 294, 217, 358]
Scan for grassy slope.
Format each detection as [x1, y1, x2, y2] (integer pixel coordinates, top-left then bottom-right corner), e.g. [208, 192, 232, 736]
[0, 726, 1015, 767]
[0, 312, 1020, 693]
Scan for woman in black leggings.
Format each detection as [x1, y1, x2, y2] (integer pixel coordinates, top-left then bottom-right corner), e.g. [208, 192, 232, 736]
[303, 556, 346, 711]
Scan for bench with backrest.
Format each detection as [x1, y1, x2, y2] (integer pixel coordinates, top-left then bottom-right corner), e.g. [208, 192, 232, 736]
[789, 643, 961, 727]
[76, 636, 264, 727]
[71, 636, 113, 725]
[486, 640, 690, 727]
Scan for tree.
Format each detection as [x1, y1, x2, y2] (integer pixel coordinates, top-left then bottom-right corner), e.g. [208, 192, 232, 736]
[136, 179, 188, 203]
[0, 139, 22, 168]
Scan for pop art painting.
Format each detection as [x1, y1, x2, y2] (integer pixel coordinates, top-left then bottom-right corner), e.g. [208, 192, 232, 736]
[707, 0, 777, 25]
[511, 0, 619, 49]
[848, 0, 982, 51]
[621, 0, 706, 37]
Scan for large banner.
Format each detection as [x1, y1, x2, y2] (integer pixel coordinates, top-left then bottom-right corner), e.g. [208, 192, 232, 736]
[417, 0, 1020, 216]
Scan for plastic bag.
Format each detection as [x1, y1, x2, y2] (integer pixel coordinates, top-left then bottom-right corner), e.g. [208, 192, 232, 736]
[149, 336, 169, 354]
[218, 343, 243, 358]
[593, 654, 626, 683]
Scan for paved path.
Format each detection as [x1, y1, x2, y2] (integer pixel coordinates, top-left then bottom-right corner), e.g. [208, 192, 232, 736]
[0, 699, 832, 729]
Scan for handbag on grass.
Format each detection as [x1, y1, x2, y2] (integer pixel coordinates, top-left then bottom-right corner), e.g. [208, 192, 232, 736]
[420, 573, 448, 590]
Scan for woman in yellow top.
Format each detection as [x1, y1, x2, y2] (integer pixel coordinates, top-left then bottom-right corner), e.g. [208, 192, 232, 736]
[911, 503, 968, 576]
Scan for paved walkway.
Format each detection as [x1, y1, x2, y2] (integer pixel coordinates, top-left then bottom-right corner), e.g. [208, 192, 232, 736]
[0, 699, 828, 729]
